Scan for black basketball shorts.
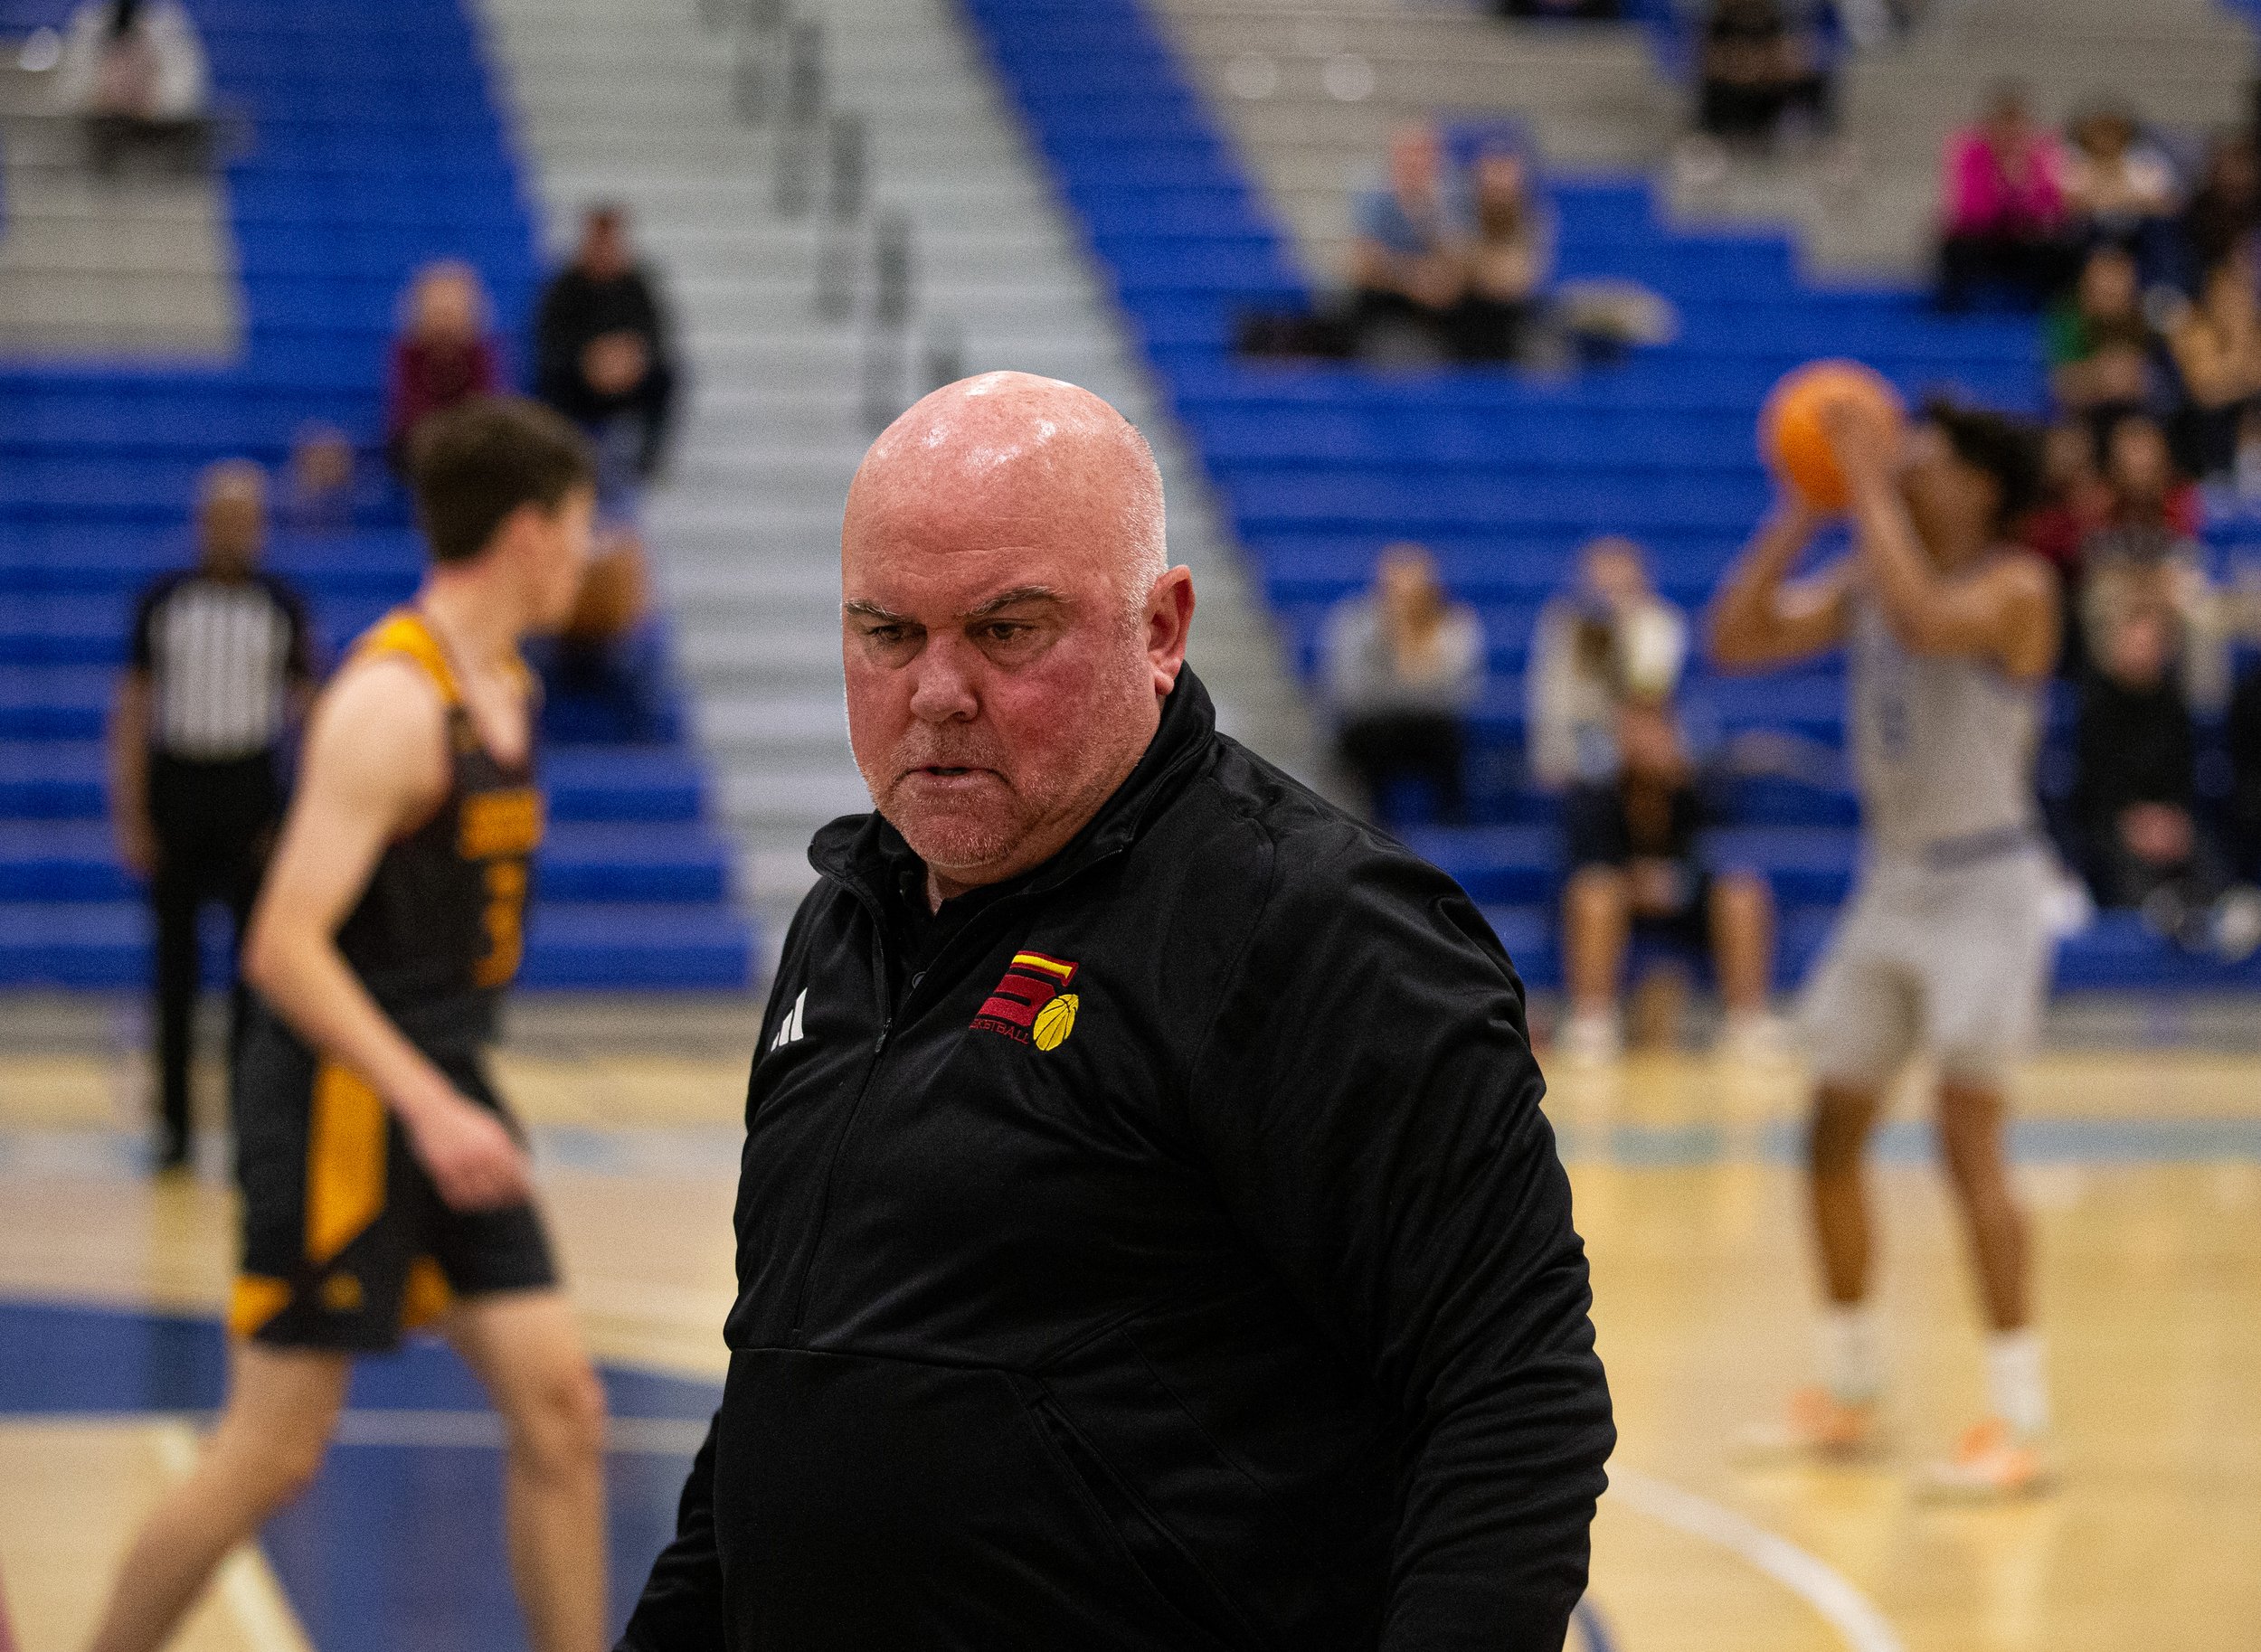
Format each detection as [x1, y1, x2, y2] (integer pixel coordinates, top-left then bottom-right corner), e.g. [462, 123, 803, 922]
[228, 1005, 556, 1353]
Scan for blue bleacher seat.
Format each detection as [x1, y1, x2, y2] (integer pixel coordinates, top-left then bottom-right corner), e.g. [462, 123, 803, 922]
[957, 0, 2261, 995]
[0, 0, 752, 991]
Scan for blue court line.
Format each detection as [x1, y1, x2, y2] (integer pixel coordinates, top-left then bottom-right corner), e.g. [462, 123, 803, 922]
[1556, 1116, 2261, 1168]
[0, 1299, 714, 1652]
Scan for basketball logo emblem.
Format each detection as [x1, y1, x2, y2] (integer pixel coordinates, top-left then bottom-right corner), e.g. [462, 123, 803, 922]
[971, 951, 1081, 1045]
[1033, 993, 1079, 1051]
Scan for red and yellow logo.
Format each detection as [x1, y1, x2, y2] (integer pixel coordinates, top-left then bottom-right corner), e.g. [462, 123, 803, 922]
[971, 951, 1081, 1050]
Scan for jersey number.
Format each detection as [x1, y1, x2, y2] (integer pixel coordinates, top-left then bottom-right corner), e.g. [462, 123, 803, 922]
[475, 859, 527, 989]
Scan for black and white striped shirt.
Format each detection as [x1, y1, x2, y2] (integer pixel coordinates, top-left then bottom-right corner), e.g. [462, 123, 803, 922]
[129, 571, 313, 761]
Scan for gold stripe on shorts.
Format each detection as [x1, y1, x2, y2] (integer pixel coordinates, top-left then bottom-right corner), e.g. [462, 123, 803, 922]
[227, 1274, 293, 1338]
[307, 1063, 388, 1266]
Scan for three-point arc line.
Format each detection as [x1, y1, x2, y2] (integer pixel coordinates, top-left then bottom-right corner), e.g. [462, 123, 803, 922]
[1606, 1467, 1906, 1652]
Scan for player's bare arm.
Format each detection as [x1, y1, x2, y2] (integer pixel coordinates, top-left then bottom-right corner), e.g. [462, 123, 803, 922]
[1708, 496, 1851, 670]
[107, 669, 156, 879]
[1828, 403, 2058, 681]
[242, 654, 532, 1212]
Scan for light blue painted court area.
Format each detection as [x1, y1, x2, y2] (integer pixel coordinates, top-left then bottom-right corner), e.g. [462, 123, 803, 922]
[0, 1299, 712, 1652]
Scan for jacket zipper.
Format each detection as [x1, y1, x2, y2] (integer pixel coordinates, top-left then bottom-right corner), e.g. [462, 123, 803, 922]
[781, 841, 1140, 1340]
[786, 904, 894, 1337]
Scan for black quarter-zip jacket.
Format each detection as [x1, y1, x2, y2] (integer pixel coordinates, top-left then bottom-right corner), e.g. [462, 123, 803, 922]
[620, 669, 1612, 1652]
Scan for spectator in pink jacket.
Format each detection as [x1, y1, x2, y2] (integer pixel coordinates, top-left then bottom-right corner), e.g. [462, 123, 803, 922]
[1937, 83, 2078, 312]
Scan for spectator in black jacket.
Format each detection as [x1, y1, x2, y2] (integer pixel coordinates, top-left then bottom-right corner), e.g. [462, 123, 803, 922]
[620, 373, 1612, 1652]
[2234, 658, 2261, 880]
[2073, 598, 2218, 912]
[534, 204, 678, 494]
[1696, 0, 1832, 149]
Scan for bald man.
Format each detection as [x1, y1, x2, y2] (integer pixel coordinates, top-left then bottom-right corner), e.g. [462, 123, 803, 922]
[622, 374, 1611, 1652]
[111, 461, 313, 1170]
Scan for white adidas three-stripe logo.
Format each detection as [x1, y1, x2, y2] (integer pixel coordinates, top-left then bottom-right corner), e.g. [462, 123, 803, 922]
[769, 988, 808, 1053]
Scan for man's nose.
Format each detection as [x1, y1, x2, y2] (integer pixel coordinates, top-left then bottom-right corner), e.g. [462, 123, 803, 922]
[906, 635, 980, 722]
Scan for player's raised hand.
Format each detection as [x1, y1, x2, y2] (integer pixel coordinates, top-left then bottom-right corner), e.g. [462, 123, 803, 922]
[1817, 394, 1900, 494]
[404, 1090, 534, 1211]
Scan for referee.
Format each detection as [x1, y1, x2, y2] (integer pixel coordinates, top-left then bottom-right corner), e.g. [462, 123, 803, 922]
[109, 460, 314, 1171]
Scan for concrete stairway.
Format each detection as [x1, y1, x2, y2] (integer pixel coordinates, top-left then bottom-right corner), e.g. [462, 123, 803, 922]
[1158, 0, 2256, 288]
[474, 0, 1314, 930]
[1670, 0, 2260, 276]
[1154, 0, 1679, 279]
[0, 59, 238, 355]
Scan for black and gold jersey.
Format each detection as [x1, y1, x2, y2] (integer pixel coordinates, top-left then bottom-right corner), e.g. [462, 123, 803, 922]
[332, 609, 543, 1022]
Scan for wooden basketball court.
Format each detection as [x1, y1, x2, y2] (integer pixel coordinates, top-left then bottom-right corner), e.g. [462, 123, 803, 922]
[2, 995, 2255, 1651]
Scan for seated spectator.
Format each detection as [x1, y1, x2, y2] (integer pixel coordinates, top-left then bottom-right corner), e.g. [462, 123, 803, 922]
[534, 203, 680, 498]
[276, 422, 362, 537]
[383, 260, 505, 476]
[1696, 0, 1832, 150]
[2080, 413, 2228, 703]
[1323, 543, 1485, 823]
[2071, 599, 2225, 924]
[2022, 419, 2114, 589]
[1557, 695, 1780, 1062]
[1528, 535, 1687, 790]
[1459, 148, 1555, 363]
[2164, 248, 2261, 480]
[55, 0, 209, 175]
[2231, 658, 2261, 883]
[2180, 129, 2260, 287]
[2060, 102, 2180, 277]
[1936, 82, 2076, 312]
[1348, 125, 1473, 363]
[2046, 245, 2164, 422]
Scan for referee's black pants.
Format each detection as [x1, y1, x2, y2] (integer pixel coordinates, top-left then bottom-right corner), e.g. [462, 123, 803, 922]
[147, 751, 281, 1151]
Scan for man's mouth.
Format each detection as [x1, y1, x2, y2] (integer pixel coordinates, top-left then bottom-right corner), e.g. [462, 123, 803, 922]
[903, 764, 998, 783]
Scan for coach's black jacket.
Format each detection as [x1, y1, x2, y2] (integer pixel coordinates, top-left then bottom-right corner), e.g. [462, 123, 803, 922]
[620, 669, 1612, 1652]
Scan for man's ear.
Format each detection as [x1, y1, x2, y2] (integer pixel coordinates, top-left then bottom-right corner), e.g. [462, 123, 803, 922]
[1146, 566, 1196, 692]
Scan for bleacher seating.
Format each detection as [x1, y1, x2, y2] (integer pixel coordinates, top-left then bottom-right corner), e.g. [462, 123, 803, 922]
[961, 0, 2261, 992]
[0, 0, 752, 988]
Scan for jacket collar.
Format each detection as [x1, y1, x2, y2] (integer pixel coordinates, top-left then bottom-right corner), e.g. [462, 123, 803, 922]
[809, 666, 1221, 910]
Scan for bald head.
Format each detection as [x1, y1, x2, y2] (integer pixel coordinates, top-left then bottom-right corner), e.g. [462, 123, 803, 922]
[839, 373, 1194, 905]
[847, 372, 1167, 613]
[196, 459, 267, 577]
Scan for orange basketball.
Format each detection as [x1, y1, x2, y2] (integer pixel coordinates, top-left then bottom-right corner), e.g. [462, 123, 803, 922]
[1759, 359, 1905, 511]
[563, 540, 651, 644]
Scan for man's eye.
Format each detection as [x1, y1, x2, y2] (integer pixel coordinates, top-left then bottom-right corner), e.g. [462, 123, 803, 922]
[866, 626, 908, 646]
[983, 623, 1026, 643]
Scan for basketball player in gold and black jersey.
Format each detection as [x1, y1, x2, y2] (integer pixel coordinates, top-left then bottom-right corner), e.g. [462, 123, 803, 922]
[86, 401, 609, 1652]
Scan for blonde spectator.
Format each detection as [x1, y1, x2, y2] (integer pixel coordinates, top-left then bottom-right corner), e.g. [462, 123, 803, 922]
[383, 261, 505, 475]
[1528, 535, 1689, 789]
[1324, 543, 1486, 821]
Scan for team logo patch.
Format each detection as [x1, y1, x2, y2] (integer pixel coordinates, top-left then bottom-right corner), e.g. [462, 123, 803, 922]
[971, 951, 1081, 1050]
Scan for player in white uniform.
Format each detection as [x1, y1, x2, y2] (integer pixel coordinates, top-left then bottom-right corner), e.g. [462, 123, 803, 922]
[1710, 396, 2059, 1497]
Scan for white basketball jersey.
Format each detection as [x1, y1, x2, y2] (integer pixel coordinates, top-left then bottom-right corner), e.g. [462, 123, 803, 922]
[1846, 583, 2042, 859]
